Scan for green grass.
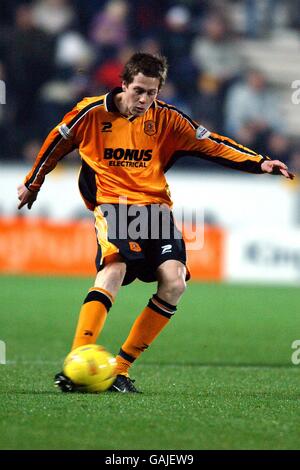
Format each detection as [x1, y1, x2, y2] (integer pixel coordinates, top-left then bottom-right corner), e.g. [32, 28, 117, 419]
[0, 275, 299, 450]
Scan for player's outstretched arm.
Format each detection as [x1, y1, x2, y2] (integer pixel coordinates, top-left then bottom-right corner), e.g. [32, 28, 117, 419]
[261, 159, 295, 180]
[17, 184, 38, 210]
[17, 99, 88, 210]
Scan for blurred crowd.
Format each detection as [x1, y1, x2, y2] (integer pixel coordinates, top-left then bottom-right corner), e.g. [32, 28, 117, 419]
[0, 0, 300, 171]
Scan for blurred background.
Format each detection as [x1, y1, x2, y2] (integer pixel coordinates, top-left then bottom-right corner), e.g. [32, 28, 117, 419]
[0, 0, 300, 283]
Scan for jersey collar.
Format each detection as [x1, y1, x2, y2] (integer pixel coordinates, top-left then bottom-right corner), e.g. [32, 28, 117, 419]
[105, 87, 122, 113]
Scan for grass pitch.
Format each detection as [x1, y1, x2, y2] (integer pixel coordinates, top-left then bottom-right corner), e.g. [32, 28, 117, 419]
[0, 275, 299, 450]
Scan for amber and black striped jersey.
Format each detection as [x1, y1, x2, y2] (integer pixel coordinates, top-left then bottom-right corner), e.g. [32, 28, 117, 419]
[24, 87, 267, 209]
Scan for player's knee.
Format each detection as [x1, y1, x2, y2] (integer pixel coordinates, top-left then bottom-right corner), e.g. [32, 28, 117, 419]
[162, 276, 186, 299]
[172, 277, 186, 297]
[96, 261, 126, 290]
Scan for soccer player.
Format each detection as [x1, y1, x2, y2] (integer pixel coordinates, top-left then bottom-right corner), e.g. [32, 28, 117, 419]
[17, 53, 294, 393]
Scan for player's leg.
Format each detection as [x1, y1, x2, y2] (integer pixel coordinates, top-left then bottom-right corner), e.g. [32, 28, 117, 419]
[114, 259, 187, 380]
[56, 204, 140, 392]
[71, 254, 126, 350]
[113, 206, 188, 387]
[71, 205, 127, 350]
[54, 255, 126, 392]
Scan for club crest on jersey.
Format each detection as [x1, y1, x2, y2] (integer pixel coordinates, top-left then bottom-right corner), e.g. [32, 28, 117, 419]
[144, 120, 156, 136]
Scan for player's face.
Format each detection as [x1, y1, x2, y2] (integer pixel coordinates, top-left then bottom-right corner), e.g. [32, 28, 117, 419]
[122, 73, 160, 116]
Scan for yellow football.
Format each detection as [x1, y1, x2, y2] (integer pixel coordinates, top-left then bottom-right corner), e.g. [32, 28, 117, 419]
[63, 344, 117, 392]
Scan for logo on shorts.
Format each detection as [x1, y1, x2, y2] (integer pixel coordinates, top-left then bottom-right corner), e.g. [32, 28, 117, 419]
[129, 241, 142, 252]
[161, 244, 172, 255]
[144, 120, 156, 136]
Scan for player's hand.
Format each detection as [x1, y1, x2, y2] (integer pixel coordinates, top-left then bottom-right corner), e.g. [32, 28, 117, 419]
[17, 184, 38, 210]
[261, 160, 295, 180]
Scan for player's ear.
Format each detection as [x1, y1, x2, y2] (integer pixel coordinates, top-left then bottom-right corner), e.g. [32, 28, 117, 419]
[122, 81, 127, 92]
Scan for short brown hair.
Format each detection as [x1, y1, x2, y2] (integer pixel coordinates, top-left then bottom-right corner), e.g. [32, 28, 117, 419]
[121, 53, 168, 90]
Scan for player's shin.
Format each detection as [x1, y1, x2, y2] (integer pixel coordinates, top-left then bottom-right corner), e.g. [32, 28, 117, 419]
[71, 288, 114, 350]
[115, 294, 177, 375]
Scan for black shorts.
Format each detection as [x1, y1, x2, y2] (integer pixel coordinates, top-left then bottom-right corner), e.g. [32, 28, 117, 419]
[94, 204, 187, 286]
